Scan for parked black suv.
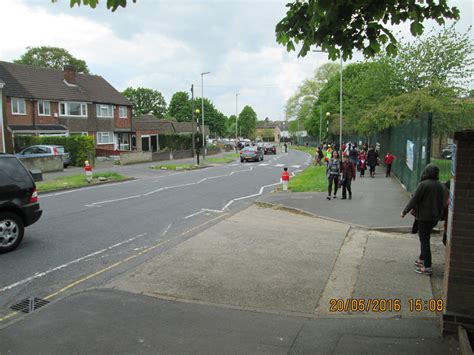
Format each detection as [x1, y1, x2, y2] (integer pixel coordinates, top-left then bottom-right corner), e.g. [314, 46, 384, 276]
[0, 154, 42, 253]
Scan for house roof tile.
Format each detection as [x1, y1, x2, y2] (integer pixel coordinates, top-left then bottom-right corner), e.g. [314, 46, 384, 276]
[0, 61, 130, 106]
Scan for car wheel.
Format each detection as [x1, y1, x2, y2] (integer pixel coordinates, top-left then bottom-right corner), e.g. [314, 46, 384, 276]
[0, 212, 25, 254]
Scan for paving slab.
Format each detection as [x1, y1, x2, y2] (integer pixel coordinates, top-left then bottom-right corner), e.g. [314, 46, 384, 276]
[258, 166, 414, 230]
[0, 289, 458, 354]
[106, 205, 350, 314]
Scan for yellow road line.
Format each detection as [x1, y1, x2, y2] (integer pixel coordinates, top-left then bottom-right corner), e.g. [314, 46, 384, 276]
[0, 213, 228, 323]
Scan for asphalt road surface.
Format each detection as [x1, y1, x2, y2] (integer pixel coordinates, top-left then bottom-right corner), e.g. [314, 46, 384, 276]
[0, 149, 311, 324]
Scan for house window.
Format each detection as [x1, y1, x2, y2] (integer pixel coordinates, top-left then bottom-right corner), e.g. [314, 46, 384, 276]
[69, 132, 88, 137]
[96, 104, 113, 118]
[97, 132, 114, 144]
[119, 106, 127, 118]
[11, 98, 26, 115]
[38, 100, 51, 116]
[59, 102, 87, 117]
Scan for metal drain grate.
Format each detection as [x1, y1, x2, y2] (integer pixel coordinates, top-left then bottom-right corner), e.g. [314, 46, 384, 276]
[10, 297, 50, 314]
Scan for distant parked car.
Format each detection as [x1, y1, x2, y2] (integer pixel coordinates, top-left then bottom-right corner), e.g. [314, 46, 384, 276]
[240, 146, 264, 162]
[0, 154, 42, 253]
[263, 143, 277, 155]
[440, 144, 455, 160]
[16, 145, 71, 167]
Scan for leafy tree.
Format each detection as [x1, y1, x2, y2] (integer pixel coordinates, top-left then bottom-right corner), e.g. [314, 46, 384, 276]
[275, 0, 460, 60]
[167, 91, 192, 122]
[14, 46, 90, 73]
[226, 114, 238, 138]
[387, 26, 474, 96]
[122, 87, 167, 118]
[53, 0, 135, 11]
[193, 98, 227, 137]
[286, 63, 339, 140]
[238, 106, 258, 138]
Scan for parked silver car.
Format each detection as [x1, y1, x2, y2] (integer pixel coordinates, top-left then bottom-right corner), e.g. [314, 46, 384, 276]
[16, 145, 71, 167]
[240, 146, 264, 162]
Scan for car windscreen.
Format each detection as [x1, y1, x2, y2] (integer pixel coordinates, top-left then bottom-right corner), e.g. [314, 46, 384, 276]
[0, 156, 32, 185]
[55, 147, 65, 154]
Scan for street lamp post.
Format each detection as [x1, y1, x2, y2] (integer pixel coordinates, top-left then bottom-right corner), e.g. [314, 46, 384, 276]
[313, 49, 343, 150]
[191, 84, 195, 158]
[201, 71, 210, 159]
[319, 107, 322, 145]
[235, 93, 239, 140]
[326, 112, 330, 142]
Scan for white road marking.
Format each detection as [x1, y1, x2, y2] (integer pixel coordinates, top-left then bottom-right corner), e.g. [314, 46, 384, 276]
[184, 208, 224, 220]
[0, 232, 150, 293]
[161, 223, 172, 236]
[258, 163, 269, 166]
[275, 163, 285, 167]
[291, 165, 301, 168]
[85, 167, 255, 207]
[184, 210, 206, 219]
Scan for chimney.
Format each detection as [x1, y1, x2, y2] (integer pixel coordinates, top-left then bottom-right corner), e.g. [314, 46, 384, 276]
[63, 65, 76, 85]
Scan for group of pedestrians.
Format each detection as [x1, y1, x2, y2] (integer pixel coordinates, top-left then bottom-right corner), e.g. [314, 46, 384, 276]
[315, 141, 449, 277]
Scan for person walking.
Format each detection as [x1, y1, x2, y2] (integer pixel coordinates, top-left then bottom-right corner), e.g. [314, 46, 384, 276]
[358, 149, 367, 177]
[384, 151, 396, 177]
[367, 145, 378, 178]
[401, 164, 447, 276]
[349, 145, 358, 167]
[341, 155, 356, 200]
[326, 150, 341, 200]
[315, 147, 323, 166]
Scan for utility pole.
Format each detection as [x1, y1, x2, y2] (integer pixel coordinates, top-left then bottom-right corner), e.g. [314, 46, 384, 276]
[235, 93, 239, 140]
[339, 54, 343, 150]
[319, 106, 322, 145]
[201, 71, 210, 159]
[191, 84, 195, 158]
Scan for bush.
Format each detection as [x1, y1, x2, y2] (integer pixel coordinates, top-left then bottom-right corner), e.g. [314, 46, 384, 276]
[14, 135, 95, 167]
[158, 134, 193, 150]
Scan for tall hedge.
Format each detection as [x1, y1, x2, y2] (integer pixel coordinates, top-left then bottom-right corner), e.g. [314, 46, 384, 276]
[158, 134, 193, 151]
[14, 135, 95, 166]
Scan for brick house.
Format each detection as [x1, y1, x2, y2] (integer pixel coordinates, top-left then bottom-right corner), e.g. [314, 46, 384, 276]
[133, 113, 209, 152]
[0, 61, 132, 153]
[256, 118, 282, 143]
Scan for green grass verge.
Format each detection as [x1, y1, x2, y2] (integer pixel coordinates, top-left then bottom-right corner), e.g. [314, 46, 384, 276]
[287, 166, 327, 192]
[290, 145, 317, 156]
[151, 164, 198, 171]
[431, 158, 451, 182]
[224, 153, 240, 158]
[36, 172, 126, 192]
[206, 157, 236, 164]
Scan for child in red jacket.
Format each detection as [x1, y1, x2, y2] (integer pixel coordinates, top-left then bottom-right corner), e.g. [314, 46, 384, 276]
[384, 152, 396, 177]
[281, 167, 290, 191]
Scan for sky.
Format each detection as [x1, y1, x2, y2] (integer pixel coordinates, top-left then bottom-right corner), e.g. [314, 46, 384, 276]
[0, 0, 472, 122]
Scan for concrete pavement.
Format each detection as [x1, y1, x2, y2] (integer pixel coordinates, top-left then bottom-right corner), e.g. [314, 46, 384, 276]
[0, 289, 458, 354]
[257, 166, 414, 231]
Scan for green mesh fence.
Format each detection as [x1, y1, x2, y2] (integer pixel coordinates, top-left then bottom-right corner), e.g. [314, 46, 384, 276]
[343, 114, 433, 194]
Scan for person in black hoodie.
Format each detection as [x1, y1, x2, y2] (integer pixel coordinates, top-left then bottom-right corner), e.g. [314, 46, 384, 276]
[367, 145, 378, 178]
[401, 164, 447, 276]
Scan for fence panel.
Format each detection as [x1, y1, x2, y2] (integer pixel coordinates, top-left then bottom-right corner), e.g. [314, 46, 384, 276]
[345, 114, 432, 194]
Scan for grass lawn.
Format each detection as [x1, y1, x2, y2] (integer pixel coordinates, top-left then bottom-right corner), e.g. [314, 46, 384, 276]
[36, 172, 126, 193]
[151, 164, 198, 170]
[224, 153, 240, 158]
[291, 145, 317, 156]
[287, 166, 327, 192]
[206, 157, 236, 164]
[431, 158, 451, 182]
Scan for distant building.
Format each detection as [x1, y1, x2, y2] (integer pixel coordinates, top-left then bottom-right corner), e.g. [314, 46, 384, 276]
[0, 61, 132, 153]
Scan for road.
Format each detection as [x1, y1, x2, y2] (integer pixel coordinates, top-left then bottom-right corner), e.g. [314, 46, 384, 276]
[0, 149, 311, 323]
